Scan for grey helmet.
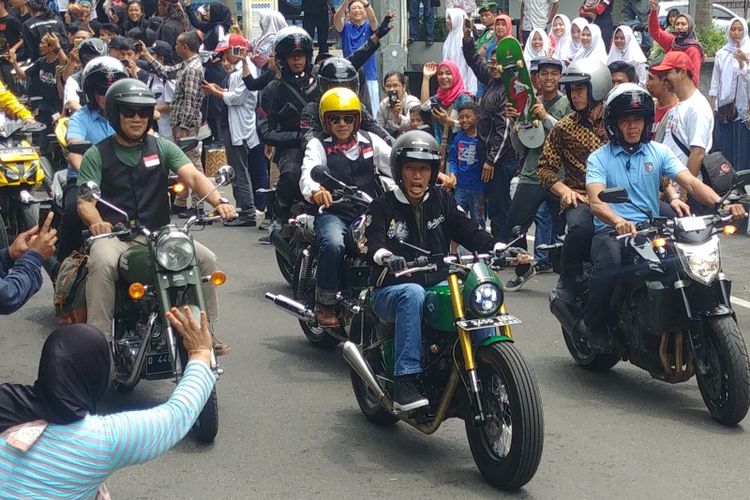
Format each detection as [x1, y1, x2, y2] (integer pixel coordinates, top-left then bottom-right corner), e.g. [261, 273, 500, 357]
[390, 130, 441, 188]
[559, 57, 612, 113]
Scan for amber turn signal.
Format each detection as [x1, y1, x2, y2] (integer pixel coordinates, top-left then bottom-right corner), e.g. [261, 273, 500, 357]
[128, 282, 146, 300]
[653, 238, 667, 249]
[723, 225, 737, 235]
[211, 271, 227, 286]
[172, 182, 186, 194]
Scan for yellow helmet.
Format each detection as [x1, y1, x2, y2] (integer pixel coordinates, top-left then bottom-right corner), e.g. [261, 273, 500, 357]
[319, 88, 361, 134]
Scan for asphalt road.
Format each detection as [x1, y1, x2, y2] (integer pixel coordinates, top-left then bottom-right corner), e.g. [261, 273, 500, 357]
[2, 219, 750, 499]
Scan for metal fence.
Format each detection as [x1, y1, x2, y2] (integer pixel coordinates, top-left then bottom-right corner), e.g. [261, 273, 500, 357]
[718, 0, 748, 17]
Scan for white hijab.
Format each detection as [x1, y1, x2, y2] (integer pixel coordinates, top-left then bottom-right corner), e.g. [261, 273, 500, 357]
[443, 8, 477, 94]
[607, 26, 647, 65]
[566, 17, 588, 62]
[524, 28, 551, 64]
[549, 14, 572, 63]
[574, 24, 608, 64]
[715, 17, 750, 103]
[254, 10, 287, 56]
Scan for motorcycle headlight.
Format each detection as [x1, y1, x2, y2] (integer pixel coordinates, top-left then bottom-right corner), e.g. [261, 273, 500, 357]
[155, 231, 195, 271]
[675, 236, 720, 286]
[469, 283, 502, 318]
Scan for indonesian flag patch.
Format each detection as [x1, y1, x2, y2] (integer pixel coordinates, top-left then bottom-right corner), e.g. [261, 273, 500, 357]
[143, 154, 160, 169]
[361, 146, 374, 159]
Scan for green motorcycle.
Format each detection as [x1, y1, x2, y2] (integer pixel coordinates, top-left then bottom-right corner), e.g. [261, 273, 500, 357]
[344, 246, 544, 490]
[76, 165, 234, 443]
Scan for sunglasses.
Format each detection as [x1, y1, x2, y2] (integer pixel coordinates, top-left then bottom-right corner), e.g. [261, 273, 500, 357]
[327, 115, 356, 125]
[120, 108, 152, 119]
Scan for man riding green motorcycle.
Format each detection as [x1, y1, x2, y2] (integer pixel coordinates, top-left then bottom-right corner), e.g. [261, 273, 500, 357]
[363, 130, 532, 412]
[76, 78, 236, 354]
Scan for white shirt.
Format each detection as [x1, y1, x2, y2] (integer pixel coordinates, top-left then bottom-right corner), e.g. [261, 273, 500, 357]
[662, 89, 714, 168]
[222, 59, 260, 147]
[300, 131, 393, 202]
[64, 76, 80, 110]
[376, 93, 420, 136]
[522, 0, 558, 32]
[150, 76, 175, 141]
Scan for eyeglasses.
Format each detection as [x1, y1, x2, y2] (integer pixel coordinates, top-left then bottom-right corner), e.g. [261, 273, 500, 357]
[327, 115, 355, 125]
[120, 108, 152, 119]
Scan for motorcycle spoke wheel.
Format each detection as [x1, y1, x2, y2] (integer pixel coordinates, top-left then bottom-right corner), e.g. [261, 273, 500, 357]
[696, 317, 750, 426]
[464, 343, 543, 490]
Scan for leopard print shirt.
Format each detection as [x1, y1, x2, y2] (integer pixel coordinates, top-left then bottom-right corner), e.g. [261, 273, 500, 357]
[537, 111, 608, 193]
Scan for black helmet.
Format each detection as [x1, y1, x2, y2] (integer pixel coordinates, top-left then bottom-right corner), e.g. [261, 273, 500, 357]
[602, 83, 654, 150]
[104, 78, 156, 139]
[82, 56, 128, 107]
[390, 130, 441, 189]
[318, 57, 359, 94]
[560, 58, 612, 113]
[273, 26, 313, 77]
[78, 38, 108, 67]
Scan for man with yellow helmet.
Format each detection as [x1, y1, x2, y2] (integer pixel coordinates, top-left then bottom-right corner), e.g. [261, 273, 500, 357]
[299, 88, 393, 327]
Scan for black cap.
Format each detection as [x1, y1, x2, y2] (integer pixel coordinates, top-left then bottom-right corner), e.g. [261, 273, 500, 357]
[99, 23, 121, 34]
[537, 58, 564, 72]
[530, 59, 540, 73]
[108, 35, 133, 51]
[148, 41, 174, 63]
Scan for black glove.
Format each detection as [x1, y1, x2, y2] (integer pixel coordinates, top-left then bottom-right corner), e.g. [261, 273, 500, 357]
[383, 254, 407, 273]
[375, 14, 393, 39]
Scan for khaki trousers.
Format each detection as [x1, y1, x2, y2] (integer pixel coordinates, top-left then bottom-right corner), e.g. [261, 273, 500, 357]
[86, 235, 219, 339]
[172, 125, 204, 209]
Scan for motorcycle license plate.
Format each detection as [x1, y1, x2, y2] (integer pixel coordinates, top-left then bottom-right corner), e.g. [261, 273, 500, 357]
[457, 315, 522, 331]
[146, 353, 172, 375]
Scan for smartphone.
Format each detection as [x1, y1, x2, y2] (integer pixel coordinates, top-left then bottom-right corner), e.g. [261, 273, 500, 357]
[429, 96, 440, 110]
[134, 41, 144, 53]
[464, 18, 472, 28]
[38, 202, 53, 230]
[387, 90, 398, 105]
[231, 46, 242, 57]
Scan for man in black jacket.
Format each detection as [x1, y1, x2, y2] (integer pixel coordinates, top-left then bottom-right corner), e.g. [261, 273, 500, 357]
[364, 130, 528, 411]
[461, 23, 515, 240]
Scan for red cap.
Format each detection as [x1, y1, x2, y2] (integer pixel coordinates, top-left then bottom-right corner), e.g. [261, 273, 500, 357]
[215, 34, 250, 53]
[650, 51, 693, 73]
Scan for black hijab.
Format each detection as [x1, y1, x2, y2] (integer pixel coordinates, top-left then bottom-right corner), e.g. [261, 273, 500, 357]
[0, 324, 112, 433]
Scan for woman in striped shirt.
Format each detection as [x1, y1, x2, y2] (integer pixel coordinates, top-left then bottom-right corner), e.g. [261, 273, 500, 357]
[0, 307, 217, 498]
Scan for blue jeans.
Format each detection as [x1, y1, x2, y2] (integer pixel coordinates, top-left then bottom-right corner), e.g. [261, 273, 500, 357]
[371, 282, 496, 377]
[408, 0, 435, 40]
[533, 202, 554, 263]
[314, 213, 354, 305]
[454, 187, 485, 228]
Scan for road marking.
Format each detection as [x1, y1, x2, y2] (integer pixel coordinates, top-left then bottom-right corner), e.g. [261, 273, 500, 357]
[732, 296, 750, 310]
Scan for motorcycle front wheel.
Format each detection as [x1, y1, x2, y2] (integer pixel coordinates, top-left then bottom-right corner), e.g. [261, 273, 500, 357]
[464, 343, 543, 491]
[696, 316, 750, 426]
[0, 215, 9, 249]
[193, 386, 219, 443]
[561, 327, 619, 372]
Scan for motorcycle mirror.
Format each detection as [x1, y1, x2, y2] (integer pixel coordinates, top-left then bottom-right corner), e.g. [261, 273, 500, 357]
[215, 165, 235, 186]
[67, 141, 93, 155]
[598, 187, 630, 204]
[310, 165, 332, 184]
[77, 180, 101, 201]
[176, 136, 199, 152]
[732, 169, 750, 189]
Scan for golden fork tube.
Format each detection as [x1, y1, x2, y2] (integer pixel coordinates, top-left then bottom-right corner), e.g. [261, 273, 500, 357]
[448, 273, 476, 371]
[500, 304, 513, 339]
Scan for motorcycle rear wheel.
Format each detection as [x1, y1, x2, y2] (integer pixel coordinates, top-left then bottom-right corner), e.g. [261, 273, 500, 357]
[192, 386, 219, 443]
[293, 251, 342, 349]
[275, 249, 296, 286]
[696, 317, 750, 426]
[561, 327, 619, 372]
[464, 343, 543, 490]
[350, 346, 398, 426]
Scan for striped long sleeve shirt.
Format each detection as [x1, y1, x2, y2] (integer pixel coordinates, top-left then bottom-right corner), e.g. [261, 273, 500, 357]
[0, 361, 216, 498]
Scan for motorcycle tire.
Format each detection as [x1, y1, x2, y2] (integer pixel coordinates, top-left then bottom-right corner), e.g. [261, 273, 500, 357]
[561, 327, 619, 372]
[350, 345, 398, 425]
[112, 379, 138, 393]
[293, 251, 342, 349]
[464, 343, 543, 491]
[696, 317, 750, 426]
[276, 249, 296, 287]
[0, 215, 9, 250]
[192, 386, 219, 443]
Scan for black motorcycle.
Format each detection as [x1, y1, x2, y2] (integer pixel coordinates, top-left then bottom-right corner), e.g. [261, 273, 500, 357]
[549, 171, 750, 425]
[266, 165, 379, 348]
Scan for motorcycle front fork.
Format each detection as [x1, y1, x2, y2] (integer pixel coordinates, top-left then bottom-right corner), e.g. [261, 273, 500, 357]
[448, 273, 485, 423]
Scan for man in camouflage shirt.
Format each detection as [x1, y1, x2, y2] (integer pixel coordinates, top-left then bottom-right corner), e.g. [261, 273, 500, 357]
[537, 58, 611, 303]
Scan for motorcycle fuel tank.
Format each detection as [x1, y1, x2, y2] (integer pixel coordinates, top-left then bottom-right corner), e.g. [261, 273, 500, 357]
[425, 282, 456, 332]
[119, 244, 156, 286]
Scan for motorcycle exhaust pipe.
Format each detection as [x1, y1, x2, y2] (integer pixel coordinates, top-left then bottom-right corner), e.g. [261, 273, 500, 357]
[265, 293, 315, 321]
[342, 341, 385, 399]
[549, 290, 578, 333]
